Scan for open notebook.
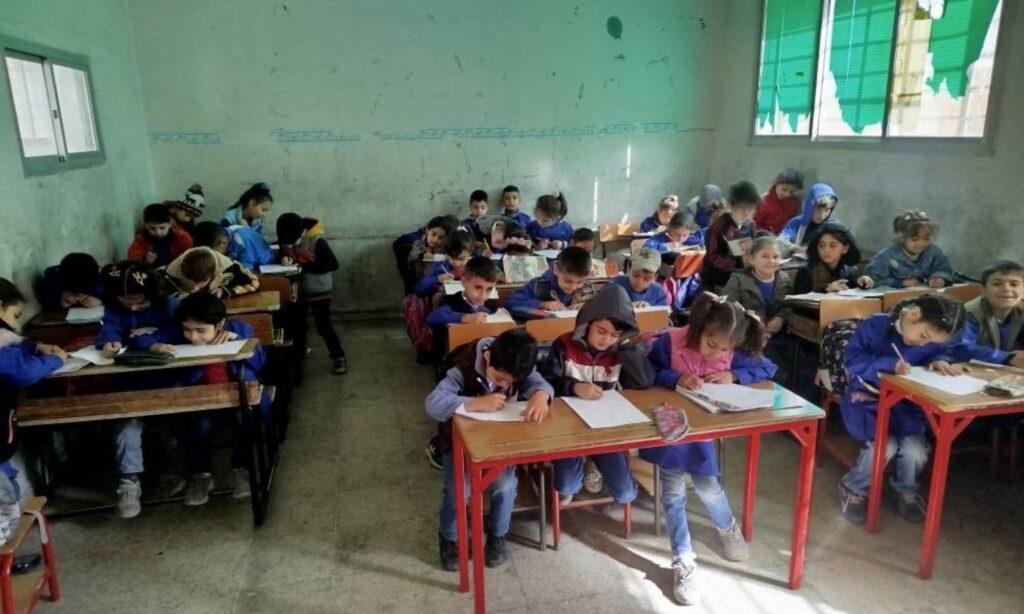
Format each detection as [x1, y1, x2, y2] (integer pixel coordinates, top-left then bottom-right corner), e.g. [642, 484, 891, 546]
[676, 383, 801, 414]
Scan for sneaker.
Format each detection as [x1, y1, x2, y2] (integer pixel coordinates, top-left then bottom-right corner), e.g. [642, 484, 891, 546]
[332, 357, 348, 375]
[671, 556, 699, 605]
[838, 481, 866, 524]
[184, 473, 214, 507]
[717, 521, 749, 562]
[582, 460, 603, 494]
[438, 533, 459, 572]
[425, 436, 443, 470]
[232, 468, 251, 499]
[156, 474, 186, 497]
[484, 533, 509, 568]
[0, 504, 21, 542]
[116, 477, 142, 519]
[559, 493, 573, 506]
[895, 490, 927, 524]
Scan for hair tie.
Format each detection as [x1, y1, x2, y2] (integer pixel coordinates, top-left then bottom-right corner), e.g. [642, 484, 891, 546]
[745, 309, 762, 323]
[702, 291, 728, 304]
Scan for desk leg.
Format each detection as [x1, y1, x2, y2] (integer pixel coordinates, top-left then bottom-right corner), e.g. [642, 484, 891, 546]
[236, 378, 265, 527]
[789, 421, 818, 589]
[742, 434, 761, 542]
[453, 430, 469, 593]
[866, 384, 899, 534]
[470, 465, 495, 614]
[920, 413, 955, 579]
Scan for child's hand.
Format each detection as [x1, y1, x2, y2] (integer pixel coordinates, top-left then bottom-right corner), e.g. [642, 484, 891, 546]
[929, 361, 962, 376]
[101, 341, 123, 358]
[765, 317, 784, 335]
[461, 313, 487, 324]
[149, 343, 176, 355]
[36, 343, 68, 361]
[539, 300, 564, 312]
[466, 393, 506, 413]
[826, 279, 849, 293]
[676, 374, 702, 390]
[928, 277, 946, 289]
[902, 278, 925, 287]
[145, 251, 158, 264]
[1009, 352, 1024, 369]
[521, 391, 551, 422]
[537, 239, 550, 250]
[281, 256, 295, 266]
[211, 330, 239, 345]
[81, 295, 103, 308]
[632, 301, 650, 309]
[895, 359, 912, 375]
[550, 241, 564, 250]
[704, 371, 737, 384]
[129, 327, 158, 338]
[437, 273, 455, 283]
[738, 237, 753, 252]
[857, 276, 874, 289]
[59, 292, 79, 308]
[572, 382, 603, 400]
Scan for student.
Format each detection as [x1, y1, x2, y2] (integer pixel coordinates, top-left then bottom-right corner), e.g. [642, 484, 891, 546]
[611, 248, 669, 307]
[394, 225, 427, 295]
[483, 217, 532, 258]
[505, 246, 592, 316]
[39, 252, 103, 311]
[165, 247, 260, 299]
[684, 185, 723, 229]
[277, 213, 348, 375]
[754, 168, 803, 235]
[407, 216, 457, 281]
[540, 284, 653, 503]
[192, 221, 230, 255]
[866, 211, 953, 288]
[427, 328, 553, 570]
[168, 184, 206, 239]
[462, 190, 489, 241]
[500, 185, 531, 226]
[426, 256, 500, 348]
[127, 203, 194, 267]
[526, 193, 573, 249]
[221, 182, 273, 233]
[644, 293, 772, 605]
[639, 196, 679, 234]
[415, 230, 474, 298]
[137, 292, 270, 505]
[950, 260, 1024, 366]
[838, 295, 966, 524]
[226, 222, 275, 270]
[793, 224, 873, 294]
[569, 227, 597, 253]
[700, 181, 760, 291]
[643, 211, 704, 253]
[0, 278, 68, 536]
[779, 183, 839, 254]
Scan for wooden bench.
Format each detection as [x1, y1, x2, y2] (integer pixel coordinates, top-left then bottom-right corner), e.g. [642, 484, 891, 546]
[224, 291, 280, 315]
[0, 496, 59, 614]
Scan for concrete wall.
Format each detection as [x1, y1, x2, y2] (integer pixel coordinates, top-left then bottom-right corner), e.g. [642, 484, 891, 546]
[0, 0, 154, 307]
[708, 0, 1023, 278]
[128, 0, 723, 312]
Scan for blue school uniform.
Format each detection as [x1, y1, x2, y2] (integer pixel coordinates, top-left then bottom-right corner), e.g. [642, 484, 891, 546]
[639, 215, 664, 234]
[643, 229, 705, 253]
[610, 275, 669, 306]
[526, 220, 573, 245]
[95, 298, 180, 349]
[414, 261, 456, 298]
[865, 243, 954, 288]
[220, 207, 263, 233]
[39, 265, 103, 311]
[462, 217, 484, 241]
[227, 225, 275, 270]
[780, 183, 841, 248]
[503, 210, 531, 227]
[504, 269, 574, 314]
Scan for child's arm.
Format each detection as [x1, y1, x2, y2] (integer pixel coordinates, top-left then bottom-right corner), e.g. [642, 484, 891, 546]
[519, 366, 554, 422]
[844, 318, 899, 387]
[426, 304, 481, 327]
[504, 279, 542, 311]
[220, 262, 260, 297]
[648, 284, 670, 307]
[618, 343, 655, 390]
[94, 312, 125, 350]
[949, 316, 1010, 364]
[128, 324, 176, 350]
[792, 267, 814, 294]
[301, 237, 340, 274]
[424, 368, 473, 422]
[865, 251, 900, 288]
[729, 351, 778, 384]
[0, 344, 64, 386]
[649, 334, 683, 389]
[126, 235, 150, 262]
[704, 221, 736, 270]
[721, 274, 742, 303]
[642, 238, 669, 254]
[414, 263, 445, 298]
[538, 341, 582, 397]
[774, 275, 795, 320]
[927, 247, 954, 286]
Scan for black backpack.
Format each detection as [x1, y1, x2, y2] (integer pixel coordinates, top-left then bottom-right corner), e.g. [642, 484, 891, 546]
[819, 319, 862, 398]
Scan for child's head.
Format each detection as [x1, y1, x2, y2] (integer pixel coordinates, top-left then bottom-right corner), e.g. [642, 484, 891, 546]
[809, 224, 859, 267]
[170, 183, 205, 224]
[685, 293, 766, 359]
[101, 261, 163, 311]
[58, 252, 100, 295]
[232, 182, 273, 220]
[810, 192, 838, 224]
[497, 220, 533, 255]
[501, 185, 521, 212]
[553, 246, 592, 295]
[534, 193, 568, 227]
[981, 260, 1024, 312]
[748, 236, 782, 278]
[629, 248, 661, 293]
[484, 328, 539, 388]
[575, 284, 637, 352]
[276, 213, 314, 246]
[176, 292, 227, 346]
[893, 210, 937, 256]
[469, 190, 489, 219]
[772, 168, 804, 200]
[425, 215, 456, 250]
[179, 248, 220, 290]
[0, 278, 25, 329]
[666, 211, 699, 243]
[892, 294, 966, 346]
[654, 196, 678, 225]
[570, 227, 597, 253]
[143, 203, 172, 239]
[727, 181, 761, 226]
[193, 221, 230, 253]
[461, 256, 499, 306]
[444, 230, 474, 269]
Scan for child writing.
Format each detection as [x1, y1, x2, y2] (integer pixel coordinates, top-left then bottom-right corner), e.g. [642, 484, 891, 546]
[426, 328, 552, 570]
[407, 216, 457, 281]
[168, 183, 206, 239]
[950, 260, 1024, 367]
[779, 183, 840, 255]
[643, 293, 772, 605]
[165, 247, 260, 299]
[612, 248, 669, 307]
[192, 222, 230, 255]
[462, 189, 489, 241]
[482, 218, 532, 259]
[505, 246, 592, 317]
[39, 252, 103, 310]
[639, 196, 679, 234]
[866, 211, 953, 289]
[643, 211, 704, 253]
[127, 203, 194, 267]
[221, 182, 273, 233]
[754, 168, 803, 235]
[569, 227, 597, 253]
[793, 224, 873, 294]
[414, 230, 473, 298]
[684, 185, 723, 229]
[526, 193, 573, 249]
[838, 294, 965, 525]
[700, 181, 760, 291]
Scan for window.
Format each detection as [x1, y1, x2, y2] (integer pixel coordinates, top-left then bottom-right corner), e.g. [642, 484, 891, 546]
[2, 38, 103, 174]
[755, 0, 1005, 139]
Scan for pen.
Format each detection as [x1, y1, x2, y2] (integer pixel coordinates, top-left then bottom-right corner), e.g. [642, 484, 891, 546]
[891, 343, 906, 363]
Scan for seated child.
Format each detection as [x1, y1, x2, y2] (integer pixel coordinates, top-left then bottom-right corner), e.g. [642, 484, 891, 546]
[951, 260, 1024, 367]
[168, 184, 206, 239]
[612, 248, 669, 307]
[644, 293, 771, 605]
[838, 295, 966, 525]
[165, 247, 260, 298]
[505, 246, 592, 317]
[415, 230, 473, 298]
[483, 218, 532, 259]
[570, 227, 597, 253]
[540, 284, 653, 503]
[779, 183, 840, 255]
[640, 196, 679, 234]
[426, 256, 500, 347]
[500, 184, 531, 227]
[127, 203, 194, 267]
[394, 226, 427, 295]
[684, 185, 723, 229]
[462, 190, 489, 241]
[700, 181, 760, 291]
[866, 211, 953, 288]
[754, 168, 803, 235]
[526, 193, 573, 249]
[426, 328, 553, 570]
[793, 223, 873, 294]
[39, 252, 102, 311]
[193, 222, 230, 254]
[643, 211, 704, 253]
[221, 182, 272, 233]
[408, 216, 457, 281]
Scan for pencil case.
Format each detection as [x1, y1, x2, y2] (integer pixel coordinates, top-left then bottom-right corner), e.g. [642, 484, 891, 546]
[652, 403, 690, 442]
[113, 351, 175, 367]
[983, 375, 1024, 398]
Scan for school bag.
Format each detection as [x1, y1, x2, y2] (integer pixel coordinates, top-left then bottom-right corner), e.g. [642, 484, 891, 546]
[819, 319, 862, 398]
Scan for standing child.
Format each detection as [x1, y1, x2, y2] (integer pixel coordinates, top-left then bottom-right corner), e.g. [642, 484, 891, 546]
[500, 185, 531, 226]
[165, 247, 260, 299]
[951, 260, 1024, 366]
[866, 211, 953, 288]
[415, 231, 473, 299]
[168, 184, 206, 239]
[192, 222, 230, 255]
[526, 193, 573, 249]
[221, 183, 273, 234]
[569, 227, 597, 254]
[639, 196, 679, 234]
[463, 190, 489, 241]
[793, 224, 873, 294]
[505, 247, 592, 317]
[612, 248, 669, 307]
[39, 252, 103, 311]
[276, 213, 348, 375]
[755, 168, 804, 235]
[779, 183, 840, 255]
[684, 185, 723, 229]
[838, 295, 966, 524]
[127, 203, 194, 267]
[643, 211, 704, 253]
[700, 181, 760, 291]
[644, 293, 773, 605]
[427, 328, 553, 570]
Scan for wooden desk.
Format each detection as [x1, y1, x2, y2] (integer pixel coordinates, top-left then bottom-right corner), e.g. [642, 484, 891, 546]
[50, 339, 258, 379]
[671, 250, 705, 279]
[224, 291, 280, 314]
[867, 367, 1024, 579]
[786, 298, 883, 344]
[452, 384, 823, 613]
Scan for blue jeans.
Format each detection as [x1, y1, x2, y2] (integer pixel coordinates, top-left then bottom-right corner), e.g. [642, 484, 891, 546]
[842, 433, 930, 496]
[114, 419, 144, 476]
[553, 454, 638, 503]
[0, 461, 20, 505]
[659, 468, 736, 559]
[187, 398, 272, 473]
[439, 451, 517, 541]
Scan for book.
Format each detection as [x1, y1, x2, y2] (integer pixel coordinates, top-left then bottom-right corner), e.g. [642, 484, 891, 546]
[66, 306, 104, 324]
[502, 255, 549, 283]
[727, 239, 745, 257]
[563, 390, 651, 429]
[675, 383, 788, 414]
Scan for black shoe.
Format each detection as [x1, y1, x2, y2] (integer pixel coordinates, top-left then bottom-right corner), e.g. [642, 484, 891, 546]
[838, 481, 866, 525]
[332, 357, 348, 375]
[895, 490, 927, 524]
[438, 533, 459, 572]
[425, 436, 443, 470]
[484, 533, 508, 568]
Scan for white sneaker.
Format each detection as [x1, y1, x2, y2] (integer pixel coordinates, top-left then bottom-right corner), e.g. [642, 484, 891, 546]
[232, 468, 251, 499]
[184, 473, 214, 506]
[672, 556, 699, 605]
[582, 460, 603, 494]
[717, 521, 749, 562]
[0, 504, 21, 541]
[116, 478, 142, 519]
[559, 493, 573, 506]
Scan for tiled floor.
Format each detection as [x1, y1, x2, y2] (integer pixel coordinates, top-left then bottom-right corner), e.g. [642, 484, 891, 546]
[35, 319, 1024, 613]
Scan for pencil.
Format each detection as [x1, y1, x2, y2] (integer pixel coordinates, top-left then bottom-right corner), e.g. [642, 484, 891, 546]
[891, 343, 906, 363]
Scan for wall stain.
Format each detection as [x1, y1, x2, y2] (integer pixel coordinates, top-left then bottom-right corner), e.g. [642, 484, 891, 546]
[699, 18, 706, 30]
[613, 54, 626, 61]
[576, 83, 585, 104]
[647, 56, 669, 66]
[453, 54, 464, 74]
[606, 16, 623, 40]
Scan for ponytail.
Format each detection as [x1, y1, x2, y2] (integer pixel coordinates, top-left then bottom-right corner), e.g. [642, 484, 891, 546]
[230, 182, 273, 210]
[535, 193, 568, 220]
[685, 292, 766, 357]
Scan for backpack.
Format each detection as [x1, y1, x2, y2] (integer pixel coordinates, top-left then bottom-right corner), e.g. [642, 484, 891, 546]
[819, 319, 862, 397]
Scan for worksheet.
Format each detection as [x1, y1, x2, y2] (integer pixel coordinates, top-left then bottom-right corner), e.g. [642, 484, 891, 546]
[563, 390, 651, 429]
[902, 366, 987, 395]
[485, 309, 515, 324]
[455, 401, 528, 422]
[534, 249, 562, 260]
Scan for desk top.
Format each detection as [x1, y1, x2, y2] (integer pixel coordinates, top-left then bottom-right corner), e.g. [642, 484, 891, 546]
[26, 309, 98, 329]
[883, 365, 1024, 413]
[456, 383, 823, 463]
[223, 291, 280, 314]
[51, 339, 258, 379]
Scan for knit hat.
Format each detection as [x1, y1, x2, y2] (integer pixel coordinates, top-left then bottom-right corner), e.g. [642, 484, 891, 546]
[631, 248, 661, 274]
[178, 183, 206, 217]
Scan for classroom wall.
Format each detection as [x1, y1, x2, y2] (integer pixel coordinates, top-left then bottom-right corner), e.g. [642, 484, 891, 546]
[708, 0, 1023, 277]
[0, 0, 154, 305]
[128, 0, 724, 312]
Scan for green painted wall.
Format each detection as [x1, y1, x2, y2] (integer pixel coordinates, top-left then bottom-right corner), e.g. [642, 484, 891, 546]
[128, 0, 723, 312]
[0, 0, 153, 308]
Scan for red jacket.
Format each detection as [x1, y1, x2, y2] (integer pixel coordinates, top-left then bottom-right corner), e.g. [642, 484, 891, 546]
[754, 186, 800, 235]
[126, 226, 193, 267]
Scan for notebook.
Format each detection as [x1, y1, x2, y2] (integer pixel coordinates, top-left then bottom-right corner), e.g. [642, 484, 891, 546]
[170, 339, 248, 359]
[66, 306, 104, 324]
[676, 383, 794, 414]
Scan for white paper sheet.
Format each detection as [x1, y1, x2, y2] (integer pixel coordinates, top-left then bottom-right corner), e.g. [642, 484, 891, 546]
[677, 383, 778, 413]
[442, 281, 498, 299]
[784, 292, 831, 303]
[259, 264, 300, 275]
[902, 366, 987, 395]
[563, 390, 651, 429]
[53, 357, 89, 375]
[66, 306, 104, 323]
[838, 288, 884, 298]
[534, 249, 562, 259]
[455, 401, 527, 422]
[631, 232, 656, 238]
[170, 339, 247, 359]
[486, 308, 515, 324]
[70, 346, 118, 366]
[634, 305, 671, 313]
[549, 310, 579, 319]
[422, 253, 446, 262]
[727, 239, 745, 256]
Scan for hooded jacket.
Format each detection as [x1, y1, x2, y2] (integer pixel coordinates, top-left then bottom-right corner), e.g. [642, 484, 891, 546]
[755, 185, 802, 235]
[780, 184, 841, 249]
[281, 218, 338, 297]
[950, 296, 1024, 364]
[685, 185, 722, 229]
[227, 225, 275, 270]
[165, 247, 260, 298]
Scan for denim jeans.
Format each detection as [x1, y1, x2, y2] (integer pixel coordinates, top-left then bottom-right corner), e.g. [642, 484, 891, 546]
[842, 433, 930, 496]
[114, 419, 144, 476]
[439, 451, 517, 541]
[553, 454, 638, 504]
[187, 399, 273, 473]
[659, 467, 736, 560]
[0, 461, 20, 505]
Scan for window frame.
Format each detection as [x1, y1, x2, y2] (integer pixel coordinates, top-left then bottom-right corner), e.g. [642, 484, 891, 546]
[749, 0, 1013, 155]
[1, 34, 105, 176]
